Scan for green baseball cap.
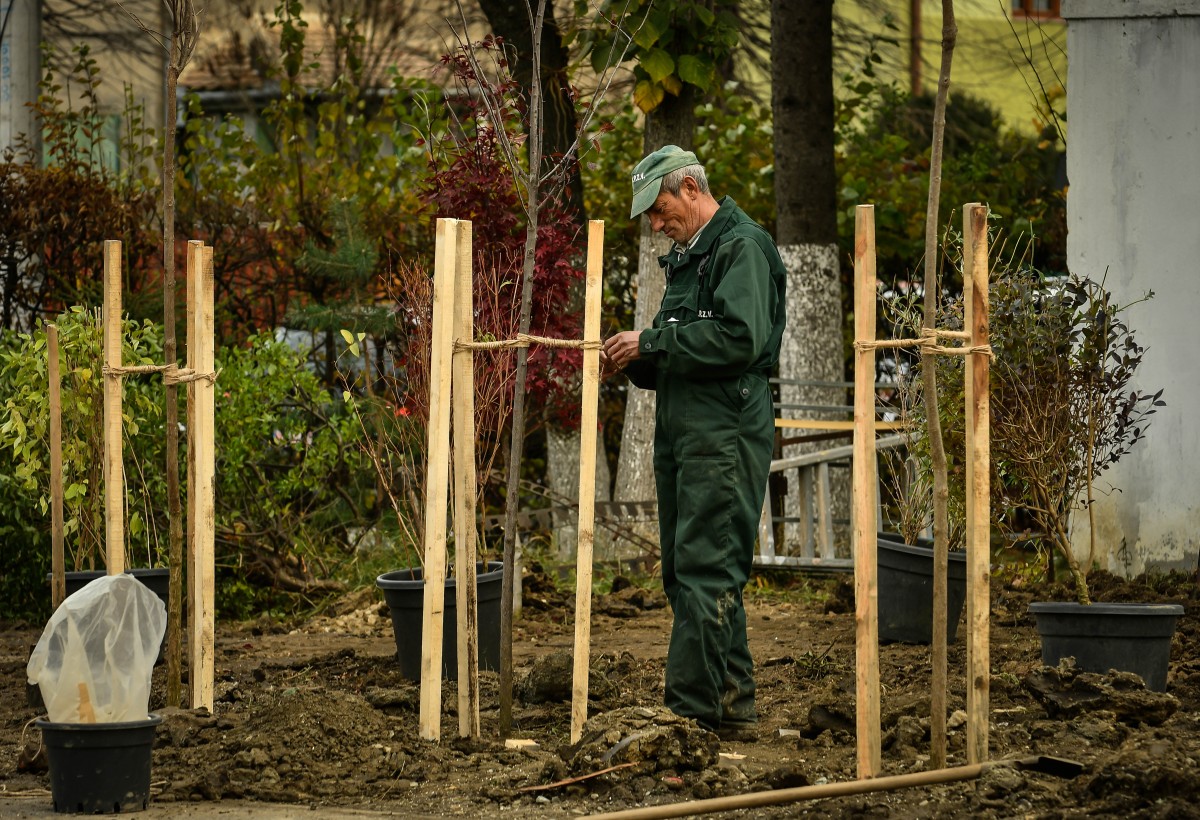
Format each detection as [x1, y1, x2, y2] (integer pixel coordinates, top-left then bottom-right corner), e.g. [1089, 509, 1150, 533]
[629, 145, 700, 218]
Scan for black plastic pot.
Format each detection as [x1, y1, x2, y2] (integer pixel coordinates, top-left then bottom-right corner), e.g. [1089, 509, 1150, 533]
[376, 561, 504, 682]
[877, 534, 967, 644]
[52, 569, 171, 612]
[1028, 601, 1184, 691]
[37, 714, 161, 813]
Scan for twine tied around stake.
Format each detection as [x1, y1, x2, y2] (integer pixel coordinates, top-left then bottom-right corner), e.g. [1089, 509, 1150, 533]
[854, 327, 993, 359]
[454, 333, 603, 352]
[102, 363, 221, 385]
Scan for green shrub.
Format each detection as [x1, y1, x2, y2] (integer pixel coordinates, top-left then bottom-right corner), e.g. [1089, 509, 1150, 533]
[0, 308, 167, 619]
[836, 84, 1066, 287]
[0, 320, 375, 620]
[213, 333, 375, 618]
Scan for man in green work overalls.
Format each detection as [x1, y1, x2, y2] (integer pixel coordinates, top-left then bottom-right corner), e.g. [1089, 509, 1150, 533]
[602, 145, 786, 741]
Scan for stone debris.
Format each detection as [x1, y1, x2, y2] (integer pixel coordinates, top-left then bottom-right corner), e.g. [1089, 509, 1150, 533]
[1024, 658, 1179, 725]
[564, 705, 719, 776]
[517, 649, 620, 705]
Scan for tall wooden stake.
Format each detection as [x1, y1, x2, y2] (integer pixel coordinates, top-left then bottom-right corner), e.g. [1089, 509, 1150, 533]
[963, 203, 991, 763]
[419, 218, 458, 742]
[452, 220, 480, 739]
[102, 240, 125, 576]
[570, 220, 604, 744]
[185, 241, 200, 705]
[189, 244, 216, 712]
[852, 205, 881, 778]
[48, 324, 65, 607]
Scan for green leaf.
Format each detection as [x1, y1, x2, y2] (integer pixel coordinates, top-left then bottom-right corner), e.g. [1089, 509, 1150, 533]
[590, 37, 622, 74]
[639, 48, 675, 84]
[677, 54, 716, 92]
[632, 14, 664, 50]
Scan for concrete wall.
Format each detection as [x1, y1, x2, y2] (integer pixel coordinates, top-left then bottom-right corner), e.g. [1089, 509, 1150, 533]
[0, 0, 41, 153]
[1063, 0, 1200, 575]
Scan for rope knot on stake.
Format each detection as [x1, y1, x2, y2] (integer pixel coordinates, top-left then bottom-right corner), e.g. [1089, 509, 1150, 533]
[102, 363, 221, 384]
[454, 333, 602, 352]
[851, 331, 993, 359]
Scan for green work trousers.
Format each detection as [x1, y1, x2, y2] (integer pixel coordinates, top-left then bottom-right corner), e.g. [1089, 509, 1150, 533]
[654, 368, 774, 730]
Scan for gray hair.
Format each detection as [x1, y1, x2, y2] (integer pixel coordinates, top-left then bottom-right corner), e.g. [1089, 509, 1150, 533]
[660, 163, 710, 196]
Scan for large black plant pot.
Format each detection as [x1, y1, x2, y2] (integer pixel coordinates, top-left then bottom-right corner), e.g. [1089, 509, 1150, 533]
[52, 568, 171, 613]
[37, 714, 161, 813]
[376, 561, 504, 682]
[1028, 601, 1183, 691]
[877, 534, 967, 644]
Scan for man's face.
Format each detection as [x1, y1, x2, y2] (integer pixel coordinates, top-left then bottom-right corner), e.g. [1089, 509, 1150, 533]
[645, 179, 700, 245]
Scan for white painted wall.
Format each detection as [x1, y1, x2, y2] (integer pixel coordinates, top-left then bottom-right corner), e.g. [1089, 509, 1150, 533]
[0, 0, 40, 155]
[1063, 0, 1200, 575]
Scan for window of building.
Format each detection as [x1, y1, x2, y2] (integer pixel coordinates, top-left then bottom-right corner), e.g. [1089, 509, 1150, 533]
[1011, 0, 1062, 18]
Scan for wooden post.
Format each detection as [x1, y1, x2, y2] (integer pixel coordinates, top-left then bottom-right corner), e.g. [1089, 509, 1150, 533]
[570, 220, 604, 744]
[963, 203, 991, 763]
[816, 462, 834, 561]
[185, 241, 200, 691]
[419, 218, 458, 742]
[48, 323, 65, 607]
[452, 220, 480, 739]
[189, 244, 217, 712]
[757, 491, 775, 560]
[102, 240, 124, 575]
[852, 205, 881, 778]
[798, 467, 814, 559]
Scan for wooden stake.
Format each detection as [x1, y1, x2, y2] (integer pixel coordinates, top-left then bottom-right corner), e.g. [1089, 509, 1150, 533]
[570, 220, 604, 744]
[189, 244, 217, 712]
[102, 240, 124, 576]
[185, 241, 200, 694]
[48, 323, 65, 607]
[963, 203, 991, 763]
[452, 220, 480, 739]
[852, 205, 881, 778]
[930, 212, 961, 767]
[419, 218, 458, 742]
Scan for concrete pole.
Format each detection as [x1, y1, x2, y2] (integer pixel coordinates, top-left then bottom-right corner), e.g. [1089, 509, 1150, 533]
[0, 0, 42, 158]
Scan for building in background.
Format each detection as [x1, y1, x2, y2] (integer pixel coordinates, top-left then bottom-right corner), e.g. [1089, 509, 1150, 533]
[1063, 0, 1200, 575]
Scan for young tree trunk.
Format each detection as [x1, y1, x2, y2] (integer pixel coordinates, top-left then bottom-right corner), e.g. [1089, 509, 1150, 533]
[163, 46, 185, 711]
[475, 0, 598, 570]
[771, 0, 846, 551]
[920, 0, 957, 770]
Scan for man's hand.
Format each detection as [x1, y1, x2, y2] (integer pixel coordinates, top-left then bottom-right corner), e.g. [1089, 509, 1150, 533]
[601, 330, 643, 378]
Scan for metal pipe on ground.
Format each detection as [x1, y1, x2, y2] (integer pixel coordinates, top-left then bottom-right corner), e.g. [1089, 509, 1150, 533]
[586, 756, 1083, 820]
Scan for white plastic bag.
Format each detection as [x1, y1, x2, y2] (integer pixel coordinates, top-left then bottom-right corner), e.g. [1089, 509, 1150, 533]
[27, 573, 166, 723]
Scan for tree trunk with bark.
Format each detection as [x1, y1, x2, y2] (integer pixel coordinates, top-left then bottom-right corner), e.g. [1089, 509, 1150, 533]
[771, 0, 847, 551]
[612, 88, 697, 557]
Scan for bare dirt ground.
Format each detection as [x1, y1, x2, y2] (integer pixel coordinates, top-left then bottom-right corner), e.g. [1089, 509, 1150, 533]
[4, 566, 1200, 819]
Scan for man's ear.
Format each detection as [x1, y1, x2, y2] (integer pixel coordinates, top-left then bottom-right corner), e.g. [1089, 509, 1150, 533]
[681, 175, 700, 198]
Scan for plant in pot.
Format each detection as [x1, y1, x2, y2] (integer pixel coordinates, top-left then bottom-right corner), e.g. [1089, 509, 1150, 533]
[345, 252, 510, 682]
[330, 36, 585, 684]
[0, 307, 171, 609]
[980, 268, 1174, 690]
[875, 292, 969, 645]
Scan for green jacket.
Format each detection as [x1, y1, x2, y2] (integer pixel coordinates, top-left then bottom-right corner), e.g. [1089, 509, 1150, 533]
[626, 197, 786, 390]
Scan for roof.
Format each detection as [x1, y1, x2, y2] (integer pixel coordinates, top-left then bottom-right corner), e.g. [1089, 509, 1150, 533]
[180, 15, 448, 94]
